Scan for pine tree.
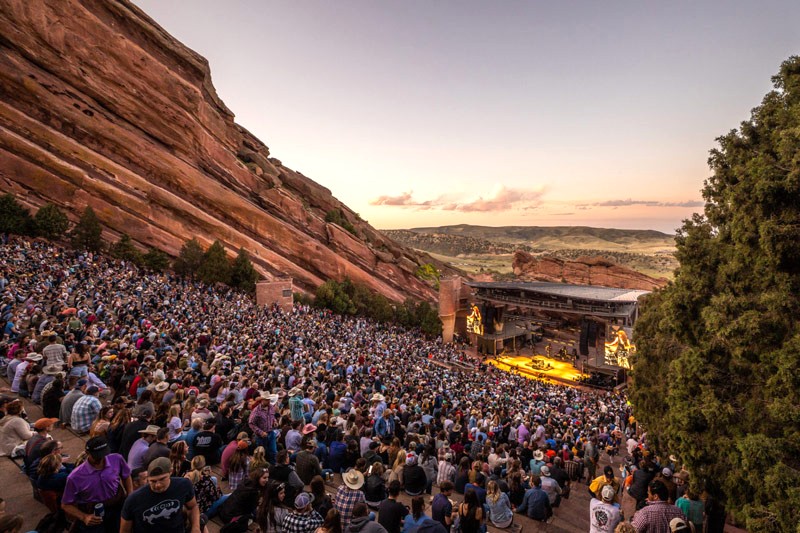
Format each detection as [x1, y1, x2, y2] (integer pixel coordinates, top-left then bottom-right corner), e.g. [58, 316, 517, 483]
[0, 194, 34, 236]
[70, 206, 103, 251]
[142, 248, 170, 271]
[173, 238, 205, 279]
[33, 203, 69, 239]
[110, 234, 142, 263]
[631, 56, 800, 532]
[229, 247, 259, 292]
[197, 240, 231, 285]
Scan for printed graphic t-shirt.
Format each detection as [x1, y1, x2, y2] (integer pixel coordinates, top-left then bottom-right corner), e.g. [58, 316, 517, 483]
[121, 477, 195, 533]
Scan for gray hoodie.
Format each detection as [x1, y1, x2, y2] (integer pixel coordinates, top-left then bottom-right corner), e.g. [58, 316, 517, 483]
[347, 516, 388, 533]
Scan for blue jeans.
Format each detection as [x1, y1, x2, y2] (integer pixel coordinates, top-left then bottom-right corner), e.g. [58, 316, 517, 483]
[206, 493, 230, 518]
[256, 430, 278, 465]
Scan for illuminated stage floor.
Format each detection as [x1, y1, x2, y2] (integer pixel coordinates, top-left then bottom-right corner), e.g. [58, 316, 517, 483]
[488, 354, 589, 388]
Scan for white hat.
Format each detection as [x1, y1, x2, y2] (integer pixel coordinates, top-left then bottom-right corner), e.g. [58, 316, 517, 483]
[342, 469, 364, 490]
[26, 353, 43, 362]
[601, 484, 616, 502]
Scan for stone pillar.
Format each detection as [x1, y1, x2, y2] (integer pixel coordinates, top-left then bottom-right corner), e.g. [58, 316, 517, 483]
[439, 276, 461, 343]
[256, 278, 294, 312]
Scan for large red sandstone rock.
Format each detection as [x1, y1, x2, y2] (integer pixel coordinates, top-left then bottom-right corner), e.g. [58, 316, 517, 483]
[0, 0, 451, 301]
[512, 251, 667, 291]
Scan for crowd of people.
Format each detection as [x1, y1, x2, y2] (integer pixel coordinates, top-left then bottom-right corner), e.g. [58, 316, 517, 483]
[0, 237, 708, 533]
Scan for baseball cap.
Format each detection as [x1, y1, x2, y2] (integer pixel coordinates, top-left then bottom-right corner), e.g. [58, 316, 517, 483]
[604, 465, 614, 477]
[85, 386, 99, 395]
[601, 484, 616, 502]
[86, 437, 110, 458]
[148, 457, 172, 476]
[662, 467, 673, 478]
[540, 466, 551, 477]
[294, 492, 315, 509]
[669, 518, 692, 533]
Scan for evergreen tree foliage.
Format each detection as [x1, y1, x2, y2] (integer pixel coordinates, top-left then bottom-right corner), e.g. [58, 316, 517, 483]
[198, 240, 231, 285]
[0, 194, 34, 236]
[141, 248, 170, 271]
[415, 263, 441, 290]
[33, 203, 69, 239]
[70, 206, 103, 251]
[174, 238, 205, 279]
[229, 247, 259, 292]
[314, 279, 357, 315]
[110, 234, 142, 263]
[630, 57, 800, 532]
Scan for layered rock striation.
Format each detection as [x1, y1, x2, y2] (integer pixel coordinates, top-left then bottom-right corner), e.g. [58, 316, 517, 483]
[512, 251, 667, 291]
[0, 0, 449, 301]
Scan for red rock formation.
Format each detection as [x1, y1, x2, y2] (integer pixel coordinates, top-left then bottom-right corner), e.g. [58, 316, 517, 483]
[512, 251, 667, 291]
[0, 0, 451, 301]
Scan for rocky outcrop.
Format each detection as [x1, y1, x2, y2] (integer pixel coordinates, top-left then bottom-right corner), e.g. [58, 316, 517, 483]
[0, 0, 453, 301]
[512, 251, 667, 291]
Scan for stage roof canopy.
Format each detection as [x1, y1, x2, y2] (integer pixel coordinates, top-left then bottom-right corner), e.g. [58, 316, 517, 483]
[465, 281, 649, 303]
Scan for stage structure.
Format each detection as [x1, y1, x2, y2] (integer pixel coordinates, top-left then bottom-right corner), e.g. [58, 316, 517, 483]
[439, 277, 649, 372]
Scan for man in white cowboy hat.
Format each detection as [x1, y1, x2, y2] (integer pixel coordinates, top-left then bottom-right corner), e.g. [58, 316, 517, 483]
[11, 352, 42, 393]
[32, 364, 63, 404]
[249, 390, 279, 464]
[371, 392, 387, 419]
[334, 469, 366, 529]
[530, 449, 546, 475]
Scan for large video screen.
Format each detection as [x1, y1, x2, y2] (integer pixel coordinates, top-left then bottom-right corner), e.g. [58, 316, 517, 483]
[604, 325, 635, 368]
[466, 304, 484, 335]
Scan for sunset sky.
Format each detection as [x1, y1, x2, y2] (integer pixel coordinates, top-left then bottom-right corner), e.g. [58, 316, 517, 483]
[134, 0, 800, 234]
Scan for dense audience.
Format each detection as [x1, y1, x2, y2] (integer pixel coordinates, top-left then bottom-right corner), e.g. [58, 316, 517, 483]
[0, 237, 698, 533]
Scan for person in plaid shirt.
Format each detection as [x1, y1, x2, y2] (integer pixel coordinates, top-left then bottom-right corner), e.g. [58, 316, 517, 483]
[281, 492, 323, 533]
[70, 386, 101, 433]
[249, 392, 278, 464]
[335, 469, 367, 529]
[631, 480, 687, 533]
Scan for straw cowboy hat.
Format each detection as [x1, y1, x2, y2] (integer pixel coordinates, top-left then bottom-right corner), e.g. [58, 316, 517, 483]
[342, 469, 365, 490]
[371, 393, 385, 402]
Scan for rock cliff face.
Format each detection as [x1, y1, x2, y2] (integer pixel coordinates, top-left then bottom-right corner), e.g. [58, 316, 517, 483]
[0, 0, 448, 301]
[512, 251, 667, 291]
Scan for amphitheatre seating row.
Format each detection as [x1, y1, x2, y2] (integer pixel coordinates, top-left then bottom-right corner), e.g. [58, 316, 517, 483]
[1, 376, 598, 532]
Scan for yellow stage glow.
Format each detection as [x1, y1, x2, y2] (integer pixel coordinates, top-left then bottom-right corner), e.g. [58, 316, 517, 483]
[488, 354, 589, 388]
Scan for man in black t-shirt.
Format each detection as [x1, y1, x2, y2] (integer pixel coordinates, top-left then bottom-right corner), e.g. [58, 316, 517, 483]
[121, 457, 200, 533]
[192, 420, 223, 465]
[377, 481, 407, 533]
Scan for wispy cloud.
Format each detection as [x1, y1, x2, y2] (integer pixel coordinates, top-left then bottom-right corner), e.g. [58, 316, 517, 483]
[577, 198, 704, 208]
[370, 185, 546, 213]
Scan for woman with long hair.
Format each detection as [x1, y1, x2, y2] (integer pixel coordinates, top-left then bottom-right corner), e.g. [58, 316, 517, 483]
[458, 489, 484, 533]
[228, 440, 252, 491]
[185, 456, 223, 516]
[315, 508, 341, 533]
[89, 406, 114, 439]
[507, 472, 526, 508]
[387, 449, 406, 486]
[166, 404, 183, 443]
[256, 479, 289, 533]
[170, 440, 190, 477]
[219, 467, 269, 523]
[454, 456, 471, 494]
[36, 453, 71, 494]
[485, 480, 513, 528]
[251, 446, 269, 471]
[107, 407, 130, 453]
[402, 496, 429, 533]
[363, 462, 386, 509]
[310, 475, 333, 518]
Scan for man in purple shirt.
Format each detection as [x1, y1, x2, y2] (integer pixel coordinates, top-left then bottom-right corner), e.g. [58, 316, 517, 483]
[62, 437, 133, 533]
[127, 425, 159, 470]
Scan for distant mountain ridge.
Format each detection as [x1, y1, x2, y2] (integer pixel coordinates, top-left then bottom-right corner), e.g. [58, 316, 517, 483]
[387, 224, 676, 252]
